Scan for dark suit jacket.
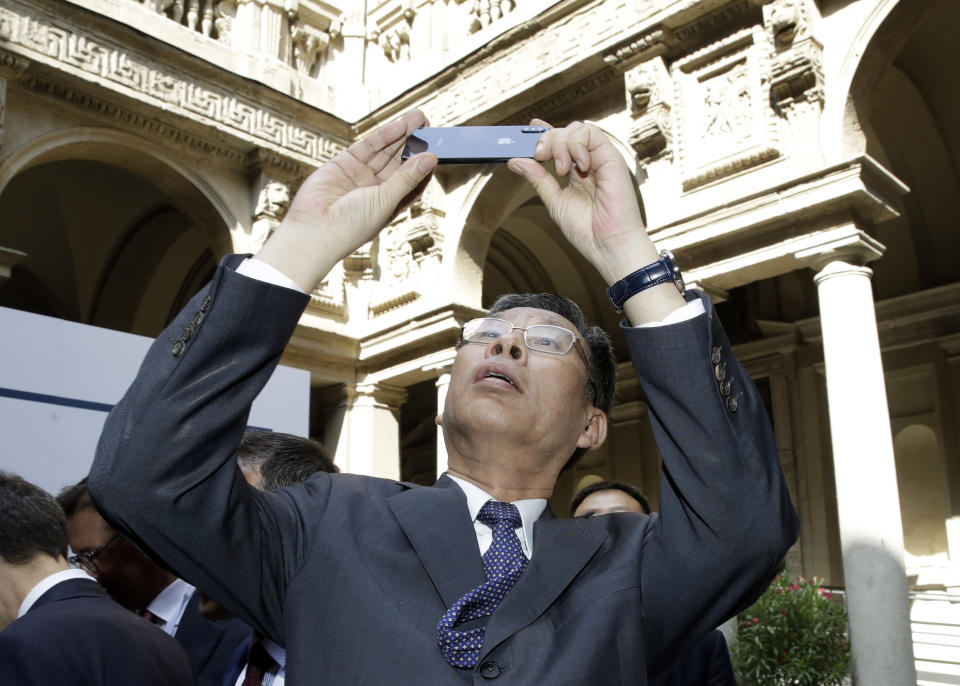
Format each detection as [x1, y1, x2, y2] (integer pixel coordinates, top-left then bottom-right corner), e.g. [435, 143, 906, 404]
[177, 591, 251, 686]
[90, 256, 798, 685]
[649, 630, 735, 686]
[0, 577, 196, 685]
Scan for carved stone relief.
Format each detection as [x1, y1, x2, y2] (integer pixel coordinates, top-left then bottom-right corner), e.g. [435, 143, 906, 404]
[624, 57, 673, 161]
[371, 6, 414, 64]
[674, 27, 781, 191]
[0, 2, 344, 164]
[290, 19, 330, 75]
[249, 180, 291, 250]
[765, 0, 823, 109]
[369, 181, 445, 316]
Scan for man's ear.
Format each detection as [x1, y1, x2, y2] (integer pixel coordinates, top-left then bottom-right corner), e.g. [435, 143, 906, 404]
[576, 408, 607, 451]
[435, 414, 442, 426]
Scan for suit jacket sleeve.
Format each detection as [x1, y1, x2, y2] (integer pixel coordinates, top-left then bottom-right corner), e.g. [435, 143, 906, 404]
[0, 633, 75, 685]
[626, 291, 798, 671]
[88, 256, 319, 644]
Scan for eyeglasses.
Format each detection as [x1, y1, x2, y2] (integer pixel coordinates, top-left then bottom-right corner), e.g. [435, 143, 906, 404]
[68, 534, 119, 576]
[460, 317, 597, 399]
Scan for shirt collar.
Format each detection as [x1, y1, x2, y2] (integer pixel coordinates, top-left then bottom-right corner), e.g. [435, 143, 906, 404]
[18, 568, 93, 618]
[445, 474, 547, 549]
[145, 577, 195, 627]
[262, 637, 286, 668]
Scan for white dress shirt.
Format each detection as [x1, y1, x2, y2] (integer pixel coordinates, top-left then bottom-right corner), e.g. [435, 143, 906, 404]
[232, 637, 287, 686]
[446, 474, 546, 558]
[144, 577, 196, 637]
[17, 568, 93, 618]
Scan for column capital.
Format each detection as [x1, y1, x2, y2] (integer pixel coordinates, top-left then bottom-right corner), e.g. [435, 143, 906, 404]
[349, 382, 407, 412]
[795, 227, 885, 273]
[812, 260, 874, 287]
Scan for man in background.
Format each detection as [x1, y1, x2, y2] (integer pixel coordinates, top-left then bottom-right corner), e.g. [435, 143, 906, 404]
[0, 472, 196, 685]
[571, 480, 737, 686]
[196, 429, 338, 686]
[58, 478, 248, 686]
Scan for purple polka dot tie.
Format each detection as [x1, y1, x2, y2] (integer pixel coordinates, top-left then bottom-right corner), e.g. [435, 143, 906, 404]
[436, 500, 529, 668]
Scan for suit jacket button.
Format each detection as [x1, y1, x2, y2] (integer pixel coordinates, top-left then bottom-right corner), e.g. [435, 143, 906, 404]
[201, 295, 211, 311]
[181, 324, 195, 341]
[711, 346, 722, 364]
[480, 661, 501, 679]
[714, 362, 726, 381]
[193, 311, 204, 327]
[726, 395, 739, 413]
[172, 340, 186, 357]
[720, 379, 732, 396]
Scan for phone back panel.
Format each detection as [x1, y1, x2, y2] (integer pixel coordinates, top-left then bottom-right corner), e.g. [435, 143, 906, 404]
[402, 126, 547, 163]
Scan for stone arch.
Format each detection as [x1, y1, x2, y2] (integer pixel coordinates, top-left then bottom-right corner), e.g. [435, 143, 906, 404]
[893, 423, 950, 565]
[826, 0, 937, 157]
[0, 128, 234, 336]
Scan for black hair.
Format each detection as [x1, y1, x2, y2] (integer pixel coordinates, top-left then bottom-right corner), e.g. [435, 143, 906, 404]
[569, 479, 651, 517]
[237, 430, 339, 491]
[486, 293, 616, 470]
[0, 472, 69, 564]
[56, 477, 95, 518]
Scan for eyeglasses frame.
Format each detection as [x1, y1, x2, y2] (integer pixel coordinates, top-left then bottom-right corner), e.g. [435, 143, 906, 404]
[68, 533, 120, 575]
[459, 317, 598, 404]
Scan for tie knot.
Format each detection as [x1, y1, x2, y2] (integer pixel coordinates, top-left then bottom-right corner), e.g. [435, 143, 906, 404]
[477, 500, 522, 530]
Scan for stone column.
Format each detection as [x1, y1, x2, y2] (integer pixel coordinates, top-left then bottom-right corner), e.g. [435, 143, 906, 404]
[811, 247, 916, 684]
[435, 372, 451, 479]
[335, 383, 407, 479]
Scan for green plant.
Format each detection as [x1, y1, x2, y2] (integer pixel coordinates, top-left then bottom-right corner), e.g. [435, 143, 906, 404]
[731, 575, 851, 686]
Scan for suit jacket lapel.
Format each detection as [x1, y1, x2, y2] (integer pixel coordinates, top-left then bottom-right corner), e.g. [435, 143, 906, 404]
[387, 476, 486, 608]
[480, 516, 607, 661]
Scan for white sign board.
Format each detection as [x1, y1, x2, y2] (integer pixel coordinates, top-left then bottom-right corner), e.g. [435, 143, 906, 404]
[0, 306, 309, 496]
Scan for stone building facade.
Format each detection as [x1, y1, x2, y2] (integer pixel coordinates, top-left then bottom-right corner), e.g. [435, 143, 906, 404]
[0, 0, 957, 682]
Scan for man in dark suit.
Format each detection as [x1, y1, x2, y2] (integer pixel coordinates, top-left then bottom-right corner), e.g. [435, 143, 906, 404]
[58, 479, 248, 686]
[89, 112, 798, 684]
[0, 472, 196, 685]
[200, 429, 339, 686]
[571, 480, 737, 686]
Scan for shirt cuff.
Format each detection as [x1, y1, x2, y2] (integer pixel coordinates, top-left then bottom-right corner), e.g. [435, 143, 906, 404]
[235, 258, 306, 294]
[630, 299, 705, 329]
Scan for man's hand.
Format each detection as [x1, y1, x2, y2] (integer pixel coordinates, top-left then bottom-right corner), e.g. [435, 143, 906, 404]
[256, 109, 438, 292]
[507, 120, 685, 323]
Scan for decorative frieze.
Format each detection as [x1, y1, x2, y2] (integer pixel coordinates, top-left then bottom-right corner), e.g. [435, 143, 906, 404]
[501, 69, 619, 125]
[602, 28, 667, 69]
[0, 2, 344, 163]
[673, 26, 781, 191]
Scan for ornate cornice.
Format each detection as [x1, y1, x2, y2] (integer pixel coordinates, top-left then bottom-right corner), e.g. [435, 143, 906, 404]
[500, 68, 620, 125]
[0, 0, 344, 164]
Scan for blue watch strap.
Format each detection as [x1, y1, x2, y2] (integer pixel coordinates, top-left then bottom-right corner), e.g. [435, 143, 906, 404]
[607, 250, 684, 311]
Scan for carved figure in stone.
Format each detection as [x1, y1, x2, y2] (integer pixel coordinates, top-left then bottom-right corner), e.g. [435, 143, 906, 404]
[379, 23, 410, 62]
[767, 0, 805, 46]
[250, 181, 291, 249]
[291, 20, 330, 75]
[143, 0, 174, 14]
[702, 63, 751, 146]
[215, 0, 237, 43]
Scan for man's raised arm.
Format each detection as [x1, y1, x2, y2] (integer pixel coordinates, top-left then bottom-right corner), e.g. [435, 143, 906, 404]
[508, 121, 799, 667]
[88, 110, 438, 638]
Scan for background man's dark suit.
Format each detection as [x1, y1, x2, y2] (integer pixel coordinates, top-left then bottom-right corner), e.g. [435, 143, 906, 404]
[90, 259, 797, 684]
[177, 590, 252, 686]
[0, 577, 196, 685]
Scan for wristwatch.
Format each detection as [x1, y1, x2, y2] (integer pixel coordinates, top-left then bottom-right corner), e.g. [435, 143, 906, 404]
[607, 249, 685, 312]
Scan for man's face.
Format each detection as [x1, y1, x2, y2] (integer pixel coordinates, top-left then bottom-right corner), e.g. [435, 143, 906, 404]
[573, 489, 646, 518]
[442, 307, 599, 466]
[66, 507, 165, 611]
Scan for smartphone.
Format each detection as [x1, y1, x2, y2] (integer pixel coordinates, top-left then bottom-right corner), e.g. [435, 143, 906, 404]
[401, 126, 549, 164]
